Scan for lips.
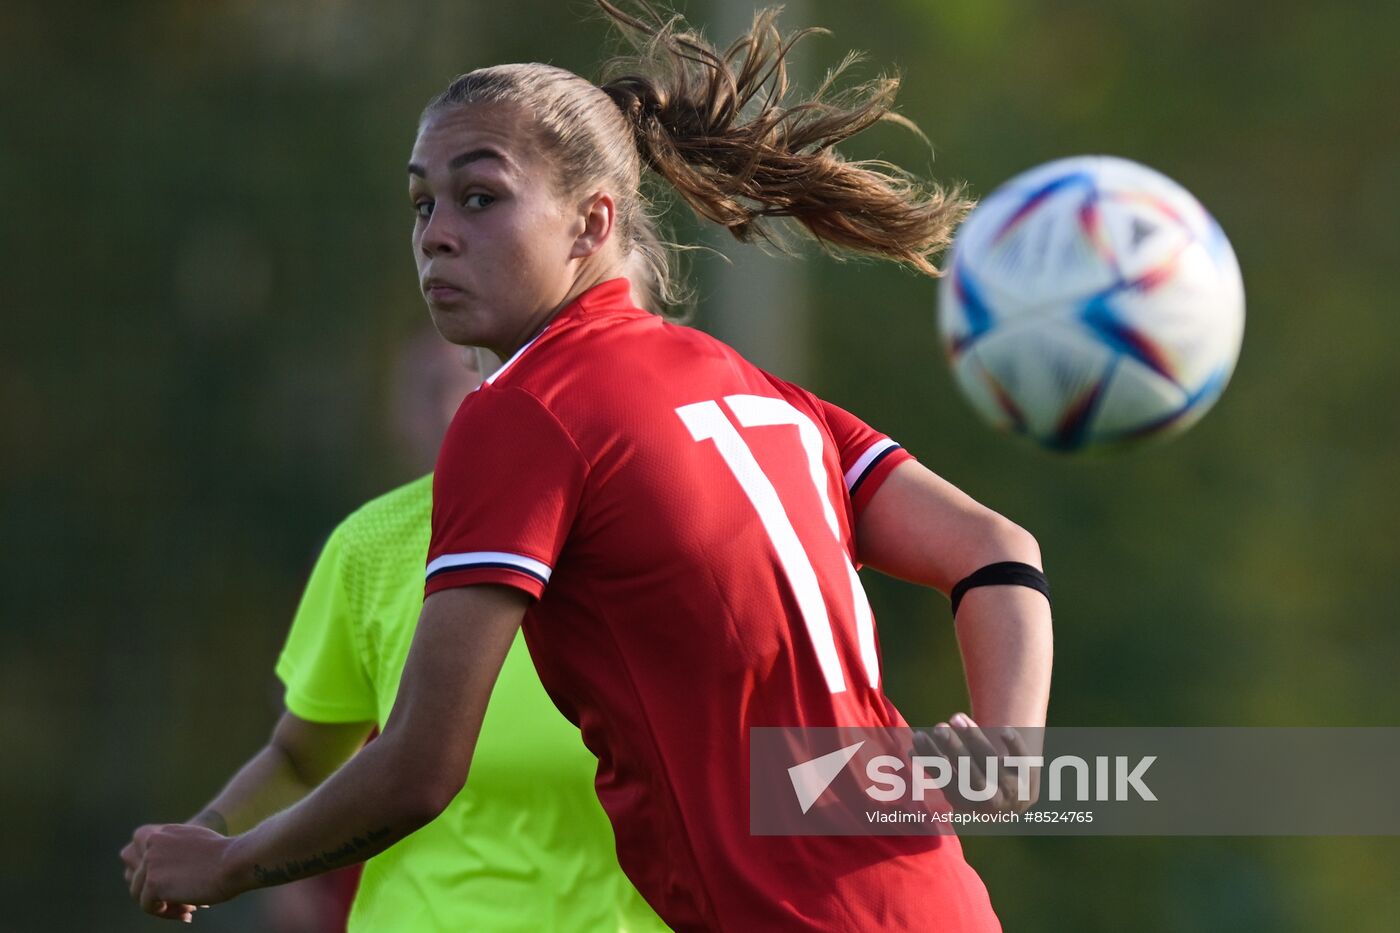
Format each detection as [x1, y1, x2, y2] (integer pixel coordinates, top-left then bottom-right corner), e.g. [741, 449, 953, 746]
[422, 277, 464, 303]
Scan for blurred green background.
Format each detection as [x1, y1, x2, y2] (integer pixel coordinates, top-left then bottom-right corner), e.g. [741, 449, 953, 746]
[3, 0, 1397, 930]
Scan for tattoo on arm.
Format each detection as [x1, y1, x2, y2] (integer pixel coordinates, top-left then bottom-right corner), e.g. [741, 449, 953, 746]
[189, 809, 229, 836]
[251, 827, 393, 886]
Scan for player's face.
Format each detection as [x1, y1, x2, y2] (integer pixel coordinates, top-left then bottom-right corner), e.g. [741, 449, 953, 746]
[408, 102, 583, 357]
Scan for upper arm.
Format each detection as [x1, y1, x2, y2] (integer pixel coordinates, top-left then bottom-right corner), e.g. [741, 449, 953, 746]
[806, 393, 1037, 590]
[855, 459, 1040, 592]
[376, 585, 530, 802]
[270, 712, 375, 788]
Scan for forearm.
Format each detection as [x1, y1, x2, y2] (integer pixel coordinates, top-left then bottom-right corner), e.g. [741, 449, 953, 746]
[190, 744, 319, 836]
[954, 584, 1053, 728]
[223, 731, 454, 891]
[140, 588, 523, 906]
[188, 712, 373, 836]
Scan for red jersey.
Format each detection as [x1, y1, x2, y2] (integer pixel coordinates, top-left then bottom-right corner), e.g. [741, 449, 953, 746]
[427, 278, 999, 932]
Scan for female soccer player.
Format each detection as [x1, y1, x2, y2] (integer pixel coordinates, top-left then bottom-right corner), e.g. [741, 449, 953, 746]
[126, 3, 1053, 929]
[122, 339, 665, 930]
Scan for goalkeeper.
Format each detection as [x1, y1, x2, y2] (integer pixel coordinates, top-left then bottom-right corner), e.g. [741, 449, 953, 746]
[123, 342, 665, 932]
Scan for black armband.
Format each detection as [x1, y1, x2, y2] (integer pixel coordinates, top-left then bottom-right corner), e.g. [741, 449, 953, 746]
[949, 561, 1050, 616]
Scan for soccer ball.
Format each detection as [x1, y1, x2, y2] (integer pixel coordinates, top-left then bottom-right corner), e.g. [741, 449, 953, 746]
[938, 155, 1245, 452]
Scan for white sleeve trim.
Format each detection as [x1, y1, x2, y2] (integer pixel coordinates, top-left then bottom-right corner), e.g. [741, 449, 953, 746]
[425, 551, 552, 584]
[843, 438, 900, 491]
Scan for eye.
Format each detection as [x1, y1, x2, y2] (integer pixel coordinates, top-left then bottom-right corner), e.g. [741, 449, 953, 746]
[413, 199, 433, 219]
[464, 193, 495, 210]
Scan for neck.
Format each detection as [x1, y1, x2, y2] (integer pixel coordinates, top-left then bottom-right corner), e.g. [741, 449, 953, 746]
[491, 264, 625, 359]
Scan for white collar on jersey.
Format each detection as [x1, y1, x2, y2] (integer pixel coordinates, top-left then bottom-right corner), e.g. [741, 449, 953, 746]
[482, 328, 545, 387]
[475, 277, 633, 390]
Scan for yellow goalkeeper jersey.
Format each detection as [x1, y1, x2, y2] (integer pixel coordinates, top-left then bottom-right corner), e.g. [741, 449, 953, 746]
[275, 474, 666, 932]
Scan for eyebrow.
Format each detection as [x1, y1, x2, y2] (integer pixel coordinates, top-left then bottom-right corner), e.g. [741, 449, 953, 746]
[406, 147, 508, 177]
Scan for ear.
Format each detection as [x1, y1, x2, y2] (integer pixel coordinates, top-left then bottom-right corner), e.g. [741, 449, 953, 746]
[570, 191, 616, 260]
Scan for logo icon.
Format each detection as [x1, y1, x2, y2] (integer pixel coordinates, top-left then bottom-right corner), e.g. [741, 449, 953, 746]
[787, 741, 864, 814]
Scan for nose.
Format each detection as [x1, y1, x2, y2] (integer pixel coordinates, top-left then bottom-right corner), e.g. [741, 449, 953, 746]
[419, 207, 461, 258]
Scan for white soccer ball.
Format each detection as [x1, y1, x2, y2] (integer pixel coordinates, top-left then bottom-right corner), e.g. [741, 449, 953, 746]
[938, 155, 1245, 452]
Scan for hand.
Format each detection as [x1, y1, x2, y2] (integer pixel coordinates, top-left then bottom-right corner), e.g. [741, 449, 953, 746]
[914, 713, 1040, 815]
[122, 823, 239, 918]
[121, 825, 202, 922]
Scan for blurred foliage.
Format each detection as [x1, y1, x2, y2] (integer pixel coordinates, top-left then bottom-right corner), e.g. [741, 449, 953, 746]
[2, 0, 1397, 930]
